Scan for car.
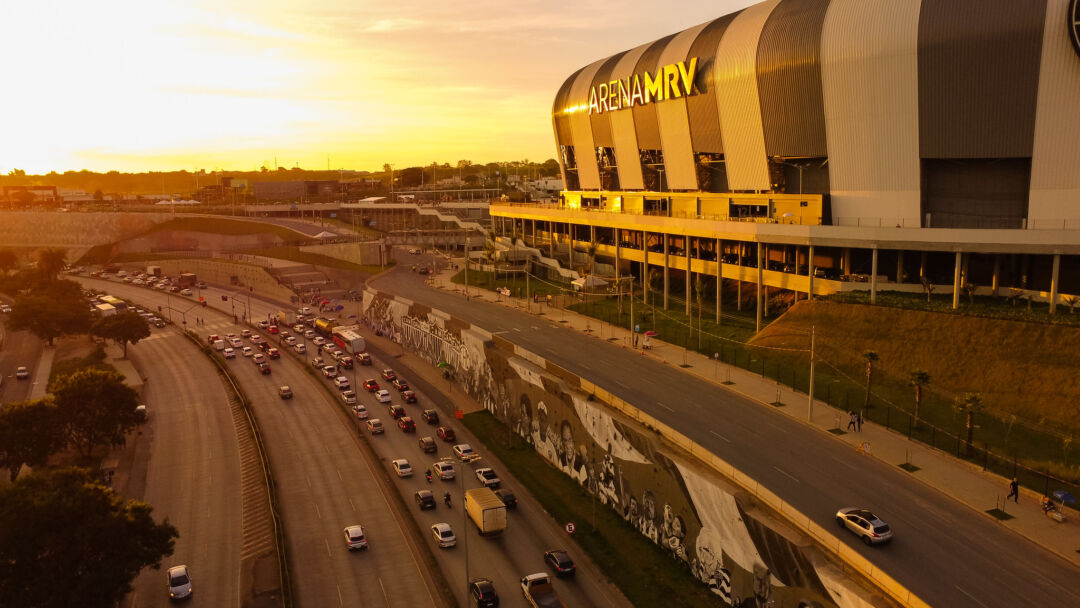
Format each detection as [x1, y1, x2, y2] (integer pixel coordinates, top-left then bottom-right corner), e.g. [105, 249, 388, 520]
[381, 369, 397, 381]
[304, 330, 317, 339]
[417, 266, 431, 275]
[388, 404, 406, 419]
[207, 334, 221, 344]
[453, 444, 479, 462]
[475, 467, 500, 488]
[402, 390, 418, 404]
[418, 436, 437, 454]
[357, 353, 373, 366]
[267, 347, 280, 359]
[415, 489, 436, 510]
[0, 304, 11, 313]
[292, 324, 305, 333]
[258, 320, 270, 329]
[223, 348, 236, 359]
[322, 365, 338, 378]
[257, 342, 270, 352]
[392, 378, 410, 392]
[293, 343, 307, 354]
[343, 525, 368, 550]
[836, 508, 894, 545]
[366, 418, 384, 434]
[241, 329, 252, 338]
[250, 335, 264, 345]
[431, 461, 455, 480]
[494, 488, 517, 509]
[167, 564, 193, 600]
[544, 550, 577, 577]
[312, 336, 327, 346]
[135, 404, 148, 422]
[267, 325, 279, 334]
[229, 337, 243, 348]
[279, 386, 293, 399]
[153, 318, 166, 328]
[397, 416, 416, 433]
[284, 336, 297, 345]
[334, 376, 351, 390]
[392, 458, 413, 477]
[196, 281, 206, 288]
[352, 404, 369, 419]
[341, 390, 358, 405]
[180, 288, 193, 296]
[375, 389, 392, 403]
[339, 355, 353, 369]
[321, 343, 336, 355]
[252, 353, 266, 365]
[257, 362, 272, 375]
[469, 577, 499, 608]
[362, 379, 380, 392]
[241, 347, 253, 357]
[421, 409, 439, 424]
[436, 427, 456, 442]
[431, 522, 456, 548]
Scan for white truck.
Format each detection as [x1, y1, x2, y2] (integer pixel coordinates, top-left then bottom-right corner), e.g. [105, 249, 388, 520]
[520, 573, 565, 608]
[464, 487, 507, 536]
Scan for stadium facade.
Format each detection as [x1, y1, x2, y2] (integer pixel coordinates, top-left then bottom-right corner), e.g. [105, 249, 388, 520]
[489, 0, 1080, 318]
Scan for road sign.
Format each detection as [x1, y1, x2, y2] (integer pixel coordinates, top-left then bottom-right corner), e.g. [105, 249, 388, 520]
[634, 324, 640, 333]
[565, 522, 575, 534]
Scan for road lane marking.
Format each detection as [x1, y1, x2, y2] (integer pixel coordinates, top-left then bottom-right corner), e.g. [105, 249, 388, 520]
[306, 475, 312, 488]
[324, 538, 331, 557]
[337, 585, 344, 606]
[773, 466, 800, 483]
[615, 381, 629, 389]
[378, 578, 391, 606]
[512, 327, 521, 332]
[954, 585, 989, 608]
[710, 430, 731, 443]
[314, 502, 321, 519]
[832, 456, 858, 470]
[657, 402, 674, 412]
[337, 469, 343, 482]
[348, 497, 357, 513]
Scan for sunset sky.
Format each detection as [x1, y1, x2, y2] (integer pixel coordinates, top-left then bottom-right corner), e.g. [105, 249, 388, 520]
[1, 0, 755, 174]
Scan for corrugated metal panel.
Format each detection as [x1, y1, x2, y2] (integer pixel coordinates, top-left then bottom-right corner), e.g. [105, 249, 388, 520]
[686, 14, 741, 154]
[631, 35, 677, 150]
[589, 53, 627, 149]
[552, 67, 584, 147]
[656, 22, 710, 190]
[917, 0, 1047, 158]
[1029, 0, 1080, 226]
[569, 59, 607, 190]
[715, 0, 780, 190]
[610, 42, 652, 190]
[821, 0, 922, 225]
[756, 0, 831, 157]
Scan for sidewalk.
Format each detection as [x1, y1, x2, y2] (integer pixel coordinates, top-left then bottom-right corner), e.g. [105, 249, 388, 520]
[426, 260, 1080, 568]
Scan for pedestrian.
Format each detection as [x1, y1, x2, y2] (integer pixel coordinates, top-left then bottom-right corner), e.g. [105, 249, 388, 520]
[1007, 478, 1019, 503]
[846, 411, 857, 431]
[856, 412, 863, 431]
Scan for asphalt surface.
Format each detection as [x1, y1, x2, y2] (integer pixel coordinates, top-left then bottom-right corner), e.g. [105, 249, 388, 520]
[370, 259, 1080, 608]
[0, 313, 44, 403]
[125, 327, 243, 607]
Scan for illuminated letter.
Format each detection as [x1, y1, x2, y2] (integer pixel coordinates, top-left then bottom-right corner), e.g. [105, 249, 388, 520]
[598, 83, 609, 113]
[619, 78, 631, 108]
[588, 87, 600, 115]
[644, 70, 664, 103]
[630, 75, 645, 107]
[678, 57, 698, 96]
[663, 64, 681, 99]
[608, 80, 619, 111]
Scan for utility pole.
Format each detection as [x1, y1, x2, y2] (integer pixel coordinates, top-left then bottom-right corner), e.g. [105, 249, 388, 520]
[808, 325, 815, 422]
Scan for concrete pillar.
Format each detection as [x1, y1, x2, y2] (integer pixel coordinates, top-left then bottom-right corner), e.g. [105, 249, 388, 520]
[952, 251, 962, 309]
[663, 235, 670, 310]
[532, 219, 536, 247]
[920, 251, 927, 279]
[686, 236, 692, 316]
[1050, 253, 1061, 314]
[871, 246, 878, 305]
[615, 231, 621, 283]
[548, 223, 555, 259]
[896, 250, 904, 284]
[590, 225, 596, 248]
[643, 231, 649, 306]
[808, 245, 815, 300]
[843, 247, 852, 276]
[716, 238, 722, 323]
[961, 252, 970, 285]
[992, 255, 1000, 297]
[756, 242, 763, 333]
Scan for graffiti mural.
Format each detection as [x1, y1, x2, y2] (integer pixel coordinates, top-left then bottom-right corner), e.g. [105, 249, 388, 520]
[362, 289, 879, 608]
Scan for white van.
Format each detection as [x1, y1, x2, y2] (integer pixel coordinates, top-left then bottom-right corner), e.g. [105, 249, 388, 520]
[213, 340, 226, 351]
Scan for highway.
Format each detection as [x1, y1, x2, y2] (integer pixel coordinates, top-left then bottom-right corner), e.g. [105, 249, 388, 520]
[0, 311, 44, 404]
[368, 258, 1080, 608]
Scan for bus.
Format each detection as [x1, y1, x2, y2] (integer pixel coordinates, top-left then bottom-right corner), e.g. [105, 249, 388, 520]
[331, 326, 366, 354]
[98, 295, 129, 312]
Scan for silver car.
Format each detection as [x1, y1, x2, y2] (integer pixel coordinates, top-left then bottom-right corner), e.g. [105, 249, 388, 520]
[167, 564, 192, 600]
[835, 508, 893, 545]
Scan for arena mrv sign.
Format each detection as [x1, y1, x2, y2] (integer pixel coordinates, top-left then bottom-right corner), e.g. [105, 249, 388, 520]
[588, 57, 698, 115]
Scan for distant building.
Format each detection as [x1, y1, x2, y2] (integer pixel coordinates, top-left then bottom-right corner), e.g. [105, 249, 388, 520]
[3, 185, 58, 203]
[252, 180, 342, 202]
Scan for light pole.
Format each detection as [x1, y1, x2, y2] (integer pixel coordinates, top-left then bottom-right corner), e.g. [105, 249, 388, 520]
[441, 454, 477, 602]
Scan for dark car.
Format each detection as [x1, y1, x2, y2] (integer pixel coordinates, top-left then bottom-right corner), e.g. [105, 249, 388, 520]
[278, 385, 293, 399]
[358, 353, 372, 366]
[388, 404, 406, 419]
[418, 436, 437, 454]
[381, 369, 397, 381]
[402, 390, 418, 403]
[417, 266, 431, 275]
[494, 488, 517, 509]
[415, 489, 436, 510]
[469, 577, 499, 608]
[267, 347, 280, 359]
[544, 550, 576, 577]
[421, 409, 439, 424]
[436, 427, 456, 442]
[362, 379, 380, 392]
[257, 362, 272, 375]
[391, 378, 410, 392]
[339, 356, 353, 369]
[257, 341, 270, 352]
[397, 416, 416, 433]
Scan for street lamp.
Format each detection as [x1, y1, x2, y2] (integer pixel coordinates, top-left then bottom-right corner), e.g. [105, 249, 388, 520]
[440, 453, 478, 602]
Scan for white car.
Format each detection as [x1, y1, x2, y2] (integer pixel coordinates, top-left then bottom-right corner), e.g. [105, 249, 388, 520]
[836, 508, 894, 545]
[375, 389, 392, 403]
[252, 353, 266, 365]
[213, 340, 226, 351]
[304, 330, 317, 339]
[392, 459, 413, 477]
[284, 336, 297, 345]
[475, 467, 501, 488]
[352, 404, 369, 419]
[15, 366, 30, 379]
[340, 390, 358, 405]
[453, 444, 480, 463]
[229, 337, 243, 348]
[167, 564, 193, 600]
[312, 336, 327, 346]
[241, 329, 252, 338]
[180, 288, 193, 296]
[343, 525, 368, 550]
[223, 348, 236, 359]
[431, 523, 456, 548]
[1, 304, 12, 313]
[431, 461, 455, 480]
[241, 346, 254, 357]
[293, 343, 307, 354]
[334, 376, 351, 390]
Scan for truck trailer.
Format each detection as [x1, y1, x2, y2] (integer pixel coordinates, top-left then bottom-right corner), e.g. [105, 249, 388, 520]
[465, 487, 507, 536]
[331, 325, 366, 354]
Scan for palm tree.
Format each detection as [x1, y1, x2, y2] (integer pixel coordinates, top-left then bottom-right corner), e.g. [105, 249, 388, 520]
[909, 370, 930, 428]
[585, 242, 598, 275]
[862, 351, 879, 417]
[955, 393, 982, 456]
[36, 248, 67, 281]
[483, 236, 498, 279]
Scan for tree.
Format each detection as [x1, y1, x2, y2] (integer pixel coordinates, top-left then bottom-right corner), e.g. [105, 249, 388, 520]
[909, 370, 930, 428]
[0, 399, 67, 482]
[51, 369, 141, 458]
[1064, 295, 1079, 314]
[93, 188, 104, 201]
[862, 351, 879, 416]
[0, 467, 178, 608]
[961, 282, 978, 305]
[36, 247, 68, 281]
[920, 277, 935, 303]
[955, 393, 983, 456]
[9, 281, 92, 345]
[0, 248, 17, 275]
[91, 312, 151, 358]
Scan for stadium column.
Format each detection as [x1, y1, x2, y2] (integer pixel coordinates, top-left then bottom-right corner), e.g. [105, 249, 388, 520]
[686, 236, 692, 316]
[756, 241, 763, 333]
[896, 251, 904, 285]
[642, 230, 649, 307]
[663, 235, 670, 310]
[808, 245, 815, 300]
[549, 223, 555, 259]
[992, 255, 1001, 296]
[532, 220, 536, 248]
[871, 246, 878, 305]
[1050, 254, 1060, 314]
[762, 244, 769, 317]
[952, 252, 962, 309]
[615, 230, 621, 284]
[716, 238, 722, 323]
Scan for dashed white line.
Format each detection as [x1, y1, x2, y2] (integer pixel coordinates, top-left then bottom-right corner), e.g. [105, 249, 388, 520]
[337, 469, 344, 482]
[832, 456, 859, 470]
[337, 584, 344, 606]
[511, 327, 521, 332]
[954, 585, 990, 608]
[314, 502, 321, 519]
[324, 538, 331, 557]
[773, 466, 800, 483]
[306, 475, 312, 488]
[710, 430, 731, 443]
[657, 402, 674, 413]
[378, 578, 391, 605]
[348, 497, 357, 512]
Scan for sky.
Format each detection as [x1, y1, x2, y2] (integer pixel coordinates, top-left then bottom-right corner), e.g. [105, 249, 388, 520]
[0, 0, 756, 175]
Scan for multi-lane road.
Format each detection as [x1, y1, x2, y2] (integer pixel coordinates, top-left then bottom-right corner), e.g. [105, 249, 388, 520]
[0, 306, 44, 404]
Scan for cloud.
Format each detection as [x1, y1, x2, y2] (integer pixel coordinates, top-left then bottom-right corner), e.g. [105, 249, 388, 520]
[362, 17, 425, 33]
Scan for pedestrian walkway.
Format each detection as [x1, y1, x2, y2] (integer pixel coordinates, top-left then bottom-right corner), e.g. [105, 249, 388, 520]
[426, 259, 1080, 568]
[27, 345, 55, 401]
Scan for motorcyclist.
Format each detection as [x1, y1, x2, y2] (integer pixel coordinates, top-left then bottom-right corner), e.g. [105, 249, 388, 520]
[444, 492, 452, 507]
[425, 470, 432, 483]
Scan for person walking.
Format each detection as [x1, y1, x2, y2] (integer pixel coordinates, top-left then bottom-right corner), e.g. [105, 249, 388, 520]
[847, 411, 857, 431]
[1007, 478, 1019, 503]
